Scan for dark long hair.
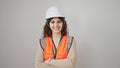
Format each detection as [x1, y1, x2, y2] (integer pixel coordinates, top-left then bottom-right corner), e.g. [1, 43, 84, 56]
[43, 17, 68, 37]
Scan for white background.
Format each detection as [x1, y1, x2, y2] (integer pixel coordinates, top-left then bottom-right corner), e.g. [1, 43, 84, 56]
[0, 0, 120, 68]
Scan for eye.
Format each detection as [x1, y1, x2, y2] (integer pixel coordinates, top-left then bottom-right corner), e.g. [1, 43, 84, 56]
[50, 21, 55, 24]
[57, 20, 62, 23]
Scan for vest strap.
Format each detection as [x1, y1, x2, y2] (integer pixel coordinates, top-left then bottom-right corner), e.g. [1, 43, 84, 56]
[66, 36, 74, 54]
[39, 38, 46, 50]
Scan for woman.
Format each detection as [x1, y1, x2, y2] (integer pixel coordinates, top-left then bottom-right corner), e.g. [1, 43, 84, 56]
[35, 6, 77, 68]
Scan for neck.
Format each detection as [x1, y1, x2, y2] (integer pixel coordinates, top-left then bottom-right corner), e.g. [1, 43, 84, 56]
[52, 33, 61, 39]
[52, 33, 62, 48]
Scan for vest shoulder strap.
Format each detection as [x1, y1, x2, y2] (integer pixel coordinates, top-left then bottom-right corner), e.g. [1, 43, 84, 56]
[39, 38, 46, 50]
[66, 36, 74, 53]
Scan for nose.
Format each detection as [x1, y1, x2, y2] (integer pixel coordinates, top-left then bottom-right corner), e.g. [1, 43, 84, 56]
[54, 22, 58, 27]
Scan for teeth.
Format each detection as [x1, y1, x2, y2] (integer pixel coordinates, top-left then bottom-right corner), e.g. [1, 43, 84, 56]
[53, 27, 59, 30]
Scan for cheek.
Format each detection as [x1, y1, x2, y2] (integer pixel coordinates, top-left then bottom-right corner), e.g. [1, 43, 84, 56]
[50, 26, 53, 29]
[49, 24, 52, 28]
[60, 24, 63, 28]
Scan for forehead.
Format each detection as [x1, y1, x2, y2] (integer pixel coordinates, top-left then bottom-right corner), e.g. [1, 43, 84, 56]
[51, 17, 61, 21]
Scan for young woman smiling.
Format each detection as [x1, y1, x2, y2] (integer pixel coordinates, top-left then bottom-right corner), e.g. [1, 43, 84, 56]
[35, 6, 77, 68]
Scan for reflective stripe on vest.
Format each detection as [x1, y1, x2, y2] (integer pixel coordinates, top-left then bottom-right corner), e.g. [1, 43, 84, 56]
[39, 35, 74, 60]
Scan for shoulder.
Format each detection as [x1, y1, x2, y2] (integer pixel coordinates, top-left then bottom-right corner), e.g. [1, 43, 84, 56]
[39, 37, 45, 41]
[67, 35, 75, 39]
[68, 35, 75, 41]
[67, 35, 75, 43]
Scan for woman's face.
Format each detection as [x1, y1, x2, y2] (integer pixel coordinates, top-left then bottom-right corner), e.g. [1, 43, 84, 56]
[49, 17, 63, 34]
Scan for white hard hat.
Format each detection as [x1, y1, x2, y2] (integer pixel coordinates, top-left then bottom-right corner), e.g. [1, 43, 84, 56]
[45, 6, 65, 19]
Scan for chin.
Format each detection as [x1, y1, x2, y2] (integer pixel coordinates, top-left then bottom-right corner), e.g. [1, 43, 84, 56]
[53, 31, 61, 34]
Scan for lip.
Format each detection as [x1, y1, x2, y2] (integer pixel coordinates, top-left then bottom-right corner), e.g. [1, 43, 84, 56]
[53, 27, 60, 30]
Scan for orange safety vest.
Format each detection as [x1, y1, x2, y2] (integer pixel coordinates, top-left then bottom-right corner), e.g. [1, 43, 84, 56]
[39, 35, 73, 60]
